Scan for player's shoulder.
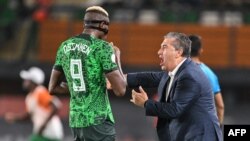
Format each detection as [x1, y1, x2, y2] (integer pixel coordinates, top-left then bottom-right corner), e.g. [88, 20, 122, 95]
[92, 36, 109, 44]
[200, 63, 218, 78]
[201, 63, 215, 73]
[59, 37, 74, 48]
[59, 34, 83, 44]
[64, 35, 81, 43]
[91, 38, 111, 50]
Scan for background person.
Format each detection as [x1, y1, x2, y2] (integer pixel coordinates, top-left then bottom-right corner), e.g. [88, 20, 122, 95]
[189, 34, 225, 125]
[5, 66, 64, 141]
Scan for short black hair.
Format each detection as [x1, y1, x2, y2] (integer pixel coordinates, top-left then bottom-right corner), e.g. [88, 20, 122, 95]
[189, 34, 202, 57]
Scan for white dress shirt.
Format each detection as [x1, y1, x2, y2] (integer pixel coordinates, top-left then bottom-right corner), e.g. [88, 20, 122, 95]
[166, 58, 187, 101]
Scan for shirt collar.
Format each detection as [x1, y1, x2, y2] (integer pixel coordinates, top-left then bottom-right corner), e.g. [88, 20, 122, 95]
[168, 58, 187, 77]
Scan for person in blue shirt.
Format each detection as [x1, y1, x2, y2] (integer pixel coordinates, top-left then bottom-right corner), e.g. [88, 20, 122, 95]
[189, 34, 224, 125]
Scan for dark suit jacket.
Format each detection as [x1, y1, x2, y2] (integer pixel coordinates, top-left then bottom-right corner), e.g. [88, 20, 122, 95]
[127, 58, 222, 141]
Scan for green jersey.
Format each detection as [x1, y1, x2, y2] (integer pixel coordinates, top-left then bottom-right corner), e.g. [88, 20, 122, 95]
[54, 34, 117, 127]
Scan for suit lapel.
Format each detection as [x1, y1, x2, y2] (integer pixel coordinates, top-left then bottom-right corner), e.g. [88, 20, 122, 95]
[168, 58, 192, 101]
[168, 77, 177, 101]
[159, 73, 170, 102]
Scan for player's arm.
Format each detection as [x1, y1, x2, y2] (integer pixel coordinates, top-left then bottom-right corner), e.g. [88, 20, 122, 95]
[105, 43, 126, 96]
[49, 68, 69, 95]
[4, 111, 30, 123]
[106, 70, 126, 96]
[214, 92, 224, 125]
[111, 43, 124, 77]
[210, 71, 224, 125]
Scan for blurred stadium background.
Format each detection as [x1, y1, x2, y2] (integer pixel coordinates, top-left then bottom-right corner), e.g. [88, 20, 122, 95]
[1, 0, 250, 140]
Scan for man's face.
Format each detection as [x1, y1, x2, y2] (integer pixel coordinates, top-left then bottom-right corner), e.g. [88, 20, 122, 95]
[158, 37, 180, 71]
[22, 79, 32, 91]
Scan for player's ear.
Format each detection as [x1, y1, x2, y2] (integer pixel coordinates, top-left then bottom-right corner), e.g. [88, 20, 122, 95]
[200, 48, 204, 54]
[99, 22, 105, 28]
[99, 21, 109, 28]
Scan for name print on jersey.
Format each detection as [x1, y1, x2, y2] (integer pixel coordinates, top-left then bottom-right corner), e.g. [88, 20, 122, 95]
[63, 43, 91, 55]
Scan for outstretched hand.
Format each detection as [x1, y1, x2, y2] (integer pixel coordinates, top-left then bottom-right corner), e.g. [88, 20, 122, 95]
[110, 42, 120, 57]
[130, 86, 148, 108]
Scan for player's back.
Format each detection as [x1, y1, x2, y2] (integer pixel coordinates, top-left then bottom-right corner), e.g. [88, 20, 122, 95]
[57, 34, 99, 94]
[55, 33, 117, 127]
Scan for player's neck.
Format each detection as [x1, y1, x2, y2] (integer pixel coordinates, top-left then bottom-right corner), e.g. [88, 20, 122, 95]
[83, 29, 99, 38]
[191, 57, 201, 64]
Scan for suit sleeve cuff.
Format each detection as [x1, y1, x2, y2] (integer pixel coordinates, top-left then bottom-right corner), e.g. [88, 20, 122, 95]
[144, 99, 157, 116]
[127, 73, 139, 88]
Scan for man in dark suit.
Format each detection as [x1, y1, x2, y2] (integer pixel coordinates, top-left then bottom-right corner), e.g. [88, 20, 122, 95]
[128, 32, 222, 141]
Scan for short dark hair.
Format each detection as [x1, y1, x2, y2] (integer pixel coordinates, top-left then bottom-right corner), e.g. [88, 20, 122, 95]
[85, 6, 109, 17]
[165, 32, 191, 57]
[84, 6, 109, 23]
[189, 34, 202, 57]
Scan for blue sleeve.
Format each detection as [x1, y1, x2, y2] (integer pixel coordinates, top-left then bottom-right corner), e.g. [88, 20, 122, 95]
[209, 73, 221, 94]
[200, 64, 221, 95]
